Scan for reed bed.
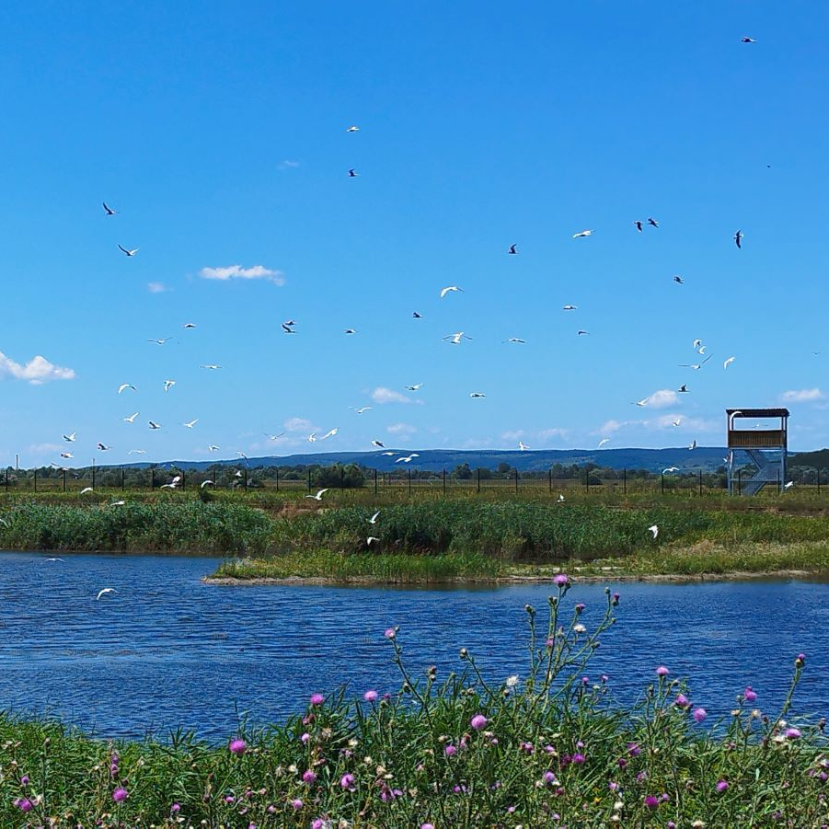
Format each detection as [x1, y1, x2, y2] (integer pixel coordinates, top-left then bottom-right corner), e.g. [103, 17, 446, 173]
[0, 583, 824, 826]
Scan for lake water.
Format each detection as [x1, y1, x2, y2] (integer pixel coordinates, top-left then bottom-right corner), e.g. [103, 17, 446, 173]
[2, 552, 828, 743]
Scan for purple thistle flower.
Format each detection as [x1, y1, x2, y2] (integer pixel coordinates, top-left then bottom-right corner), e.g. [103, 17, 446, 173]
[310, 693, 324, 706]
[19, 775, 29, 786]
[716, 779, 729, 792]
[675, 693, 690, 709]
[384, 628, 396, 639]
[612, 592, 620, 605]
[470, 714, 487, 730]
[553, 574, 569, 586]
[112, 787, 129, 803]
[627, 742, 641, 756]
[171, 803, 181, 813]
[300, 732, 310, 744]
[656, 666, 669, 677]
[692, 707, 708, 723]
[302, 770, 317, 784]
[340, 773, 355, 790]
[14, 798, 33, 813]
[744, 686, 757, 702]
[363, 689, 378, 702]
[445, 744, 457, 757]
[644, 795, 660, 809]
[571, 753, 586, 764]
[290, 799, 303, 809]
[421, 825, 435, 829]
[543, 771, 557, 784]
[575, 603, 585, 613]
[229, 739, 247, 755]
[785, 728, 802, 740]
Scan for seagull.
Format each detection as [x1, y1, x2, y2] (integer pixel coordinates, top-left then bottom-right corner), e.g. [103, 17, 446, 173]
[60, 452, 73, 459]
[562, 305, 577, 311]
[469, 392, 486, 398]
[103, 202, 117, 216]
[118, 384, 136, 394]
[372, 440, 385, 448]
[148, 421, 161, 430]
[109, 500, 125, 507]
[439, 286, 463, 298]
[346, 125, 360, 132]
[281, 323, 296, 334]
[183, 323, 197, 329]
[396, 454, 419, 463]
[163, 380, 176, 392]
[306, 489, 329, 501]
[784, 481, 794, 490]
[503, 338, 526, 344]
[123, 412, 139, 423]
[45, 557, 64, 562]
[160, 481, 178, 490]
[264, 432, 285, 440]
[663, 467, 680, 474]
[557, 494, 565, 503]
[634, 398, 648, 407]
[688, 439, 697, 450]
[380, 451, 396, 456]
[404, 383, 423, 391]
[412, 311, 422, 319]
[200, 364, 223, 370]
[97, 443, 111, 451]
[367, 536, 380, 546]
[672, 418, 681, 427]
[319, 427, 339, 440]
[80, 487, 94, 494]
[344, 329, 357, 335]
[572, 229, 594, 238]
[723, 356, 736, 370]
[577, 330, 590, 336]
[443, 332, 472, 345]
[128, 449, 146, 455]
[634, 220, 643, 232]
[734, 230, 743, 249]
[355, 407, 372, 415]
[508, 244, 518, 255]
[201, 480, 215, 488]
[648, 525, 659, 539]
[698, 345, 707, 355]
[518, 441, 530, 451]
[679, 355, 712, 370]
[308, 433, 317, 442]
[208, 445, 220, 452]
[348, 168, 359, 177]
[678, 384, 689, 393]
[673, 275, 684, 285]
[368, 510, 381, 525]
[63, 432, 76, 442]
[692, 339, 703, 350]
[148, 337, 172, 345]
[647, 217, 659, 228]
[741, 36, 756, 43]
[118, 245, 138, 257]
[598, 438, 610, 448]
[183, 419, 199, 429]
[96, 588, 117, 600]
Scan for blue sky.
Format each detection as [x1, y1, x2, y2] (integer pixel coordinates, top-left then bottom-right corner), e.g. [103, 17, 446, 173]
[1, 1, 827, 467]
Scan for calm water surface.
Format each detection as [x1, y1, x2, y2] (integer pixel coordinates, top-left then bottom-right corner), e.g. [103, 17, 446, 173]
[2, 552, 828, 742]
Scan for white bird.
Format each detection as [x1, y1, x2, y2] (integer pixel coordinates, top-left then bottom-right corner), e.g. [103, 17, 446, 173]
[518, 441, 530, 451]
[183, 419, 199, 429]
[367, 536, 380, 546]
[634, 398, 648, 407]
[503, 338, 526, 344]
[368, 510, 380, 525]
[265, 432, 285, 440]
[672, 418, 681, 427]
[103, 201, 117, 216]
[45, 557, 64, 562]
[148, 421, 161, 430]
[123, 412, 139, 423]
[148, 337, 172, 345]
[648, 525, 659, 539]
[404, 383, 423, 391]
[63, 432, 76, 442]
[372, 440, 385, 448]
[698, 345, 707, 355]
[306, 489, 329, 501]
[380, 451, 396, 456]
[469, 392, 486, 398]
[688, 439, 697, 450]
[160, 482, 178, 490]
[319, 427, 338, 440]
[572, 229, 594, 238]
[183, 323, 197, 329]
[97, 443, 111, 451]
[80, 487, 94, 494]
[118, 245, 138, 257]
[200, 364, 223, 370]
[109, 500, 125, 507]
[346, 125, 360, 132]
[308, 433, 317, 443]
[201, 480, 215, 488]
[163, 380, 176, 392]
[128, 449, 146, 455]
[60, 452, 73, 459]
[208, 445, 220, 452]
[557, 494, 565, 503]
[784, 481, 794, 490]
[118, 383, 136, 394]
[396, 454, 419, 463]
[440, 286, 464, 298]
[692, 339, 703, 350]
[443, 332, 472, 345]
[562, 305, 578, 311]
[96, 588, 117, 600]
[663, 467, 680, 474]
[723, 356, 736, 370]
[355, 407, 372, 414]
[679, 355, 712, 370]
[598, 438, 610, 448]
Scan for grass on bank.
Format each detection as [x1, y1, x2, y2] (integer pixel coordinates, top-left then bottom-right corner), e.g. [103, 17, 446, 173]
[0, 586, 825, 827]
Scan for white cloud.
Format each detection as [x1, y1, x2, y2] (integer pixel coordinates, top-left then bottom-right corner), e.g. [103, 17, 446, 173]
[387, 422, 417, 435]
[501, 430, 524, 441]
[147, 282, 169, 294]
[371, 387, 420, 405]
[284, 417, 316, 433]
[642, 389, 679, 409]
[0, 351, 76, 385]
[654, 414, 719, 433]
[27, 442, 62, 455]
[279, 160, 301, 169]
[199, 265, 285, 286]
[781, 388, 824, 403]
[598, 419, 633, 435]
[538, 427, 569, 440]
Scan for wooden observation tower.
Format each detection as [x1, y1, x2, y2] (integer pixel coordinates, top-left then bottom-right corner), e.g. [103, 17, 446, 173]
[726, 408, 789, 495]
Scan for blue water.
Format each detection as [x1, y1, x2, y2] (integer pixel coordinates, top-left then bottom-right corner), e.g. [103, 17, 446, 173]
[1, 552, 827, 743]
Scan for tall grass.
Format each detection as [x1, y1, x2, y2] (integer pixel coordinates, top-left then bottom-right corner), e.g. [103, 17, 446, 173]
[0, 584, 824, 826]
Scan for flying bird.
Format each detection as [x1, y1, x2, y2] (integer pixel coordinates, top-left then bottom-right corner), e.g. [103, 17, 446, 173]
[598, 438, 610, 448]
[518, 441, 530, 451]
[96, 588, 117, 600]
[562, 305, 577, 311]
[396, 454, 419, 463]
[354, 407, 372, 414]
[688, 439, 697, 450]
[183, 323, 197, 329]
[347, 169, 359, 177]
[723, 356, 736, 370]
[183, 419, 199, 429]
[163, 380, 176, 392]
[367, 536, 380, 546]
[412, 311, 422, 319]
[672, 418, 681, 427]
[281, 323, 296, 334]
[741, 36, 756, 43]
[200, 364, 223, 370]
[443, 332, 472, 345]
[734, 230, 744, 249]
[306, 489, 329, 501]
[577, 330, 590, 336]
[572, 229, 594, 238]
[692, 339, 703, 350]
[123, 412, 139, 423]
[673, 275, 684, 285]
[128, 449, 146, 455]
[118, 245, 139, 257]
[201, 480, 215, 488]
[634, 398, 648, 407]
[405, 383, 423, 391]
[504, 338, 526, 344]
[208, 445, 220, 452]
[508, 244, 518, 255]
[663, 467, 680, 474]
[148, 337, 172, 345]
[80, 487, 94, 494]
[648, 525, 659, 539]
[634, 220, 643, 232]
[265, 432, 285, 440]
[439, 286, 463, 298]
[60, 452, 73, 459]
[148, 421, 161, 430]
[308, 433, 317, 442]
[469, 392, 486, 398]
[346, 125, 360, 132]
[372, 440, 385, 448]
[103, 202, 117, 216]
[784, 481, 794, 490]
[319, 427, 339, 440]
[368, 510, 381, 525]
[343, 329, 357, 335]
[647, 217, 659, 228]
[63, 432, 76, 442]
[679, 355, 712, 370]
[97, 443, 111, 451]
[678, 384, 689, 393]
[118, 384, 136, 394]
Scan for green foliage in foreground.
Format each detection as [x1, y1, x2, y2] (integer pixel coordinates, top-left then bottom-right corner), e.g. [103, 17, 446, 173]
[0, 587, 826, 827]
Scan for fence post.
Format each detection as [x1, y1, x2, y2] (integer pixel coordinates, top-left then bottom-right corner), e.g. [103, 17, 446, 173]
[92, 464, 96, 490]
[150, 468, 154, 489]
[373, 468, 378, 496]
[514, 468, 519, 494]
[585, 468, 589, 494]
[661, 472, 664, 495]
[121, 468, 126, 491]
[699, 470, 703, 496]
[623, 468, 627, 495]
[477, 468, 481, 494]
[275, 466, 279, 492]
[408, 469, 412, 495]
[737, 470, 741, 495]
[442, 468, 446, 495]
[818, 468, 821, 495]
[308, 469, 312, 493]
[548, 468, 552, 493]
[244, 468, 248, 491]
[340, 466, 345, 490]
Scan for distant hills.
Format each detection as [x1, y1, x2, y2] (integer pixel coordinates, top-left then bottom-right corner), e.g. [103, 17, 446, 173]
[118, 446, 736, 474]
